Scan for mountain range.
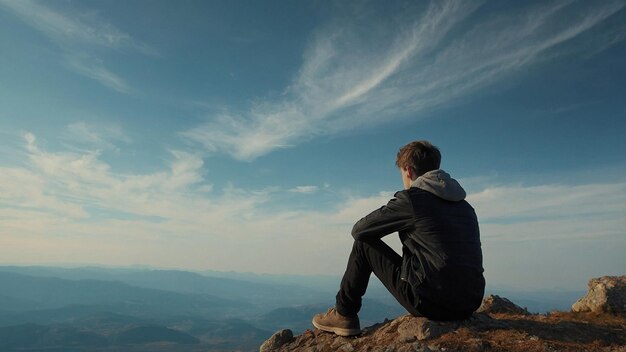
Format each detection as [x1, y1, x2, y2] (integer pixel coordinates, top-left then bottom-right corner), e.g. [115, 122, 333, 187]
[0, 265, 583, 351]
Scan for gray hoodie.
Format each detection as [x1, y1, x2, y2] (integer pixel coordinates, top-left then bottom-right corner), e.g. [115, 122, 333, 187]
[410, 169, 466, 201]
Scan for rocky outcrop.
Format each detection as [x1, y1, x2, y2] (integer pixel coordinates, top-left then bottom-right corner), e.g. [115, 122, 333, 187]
[261, 288, 626, 352]
[572, 276, 626, 314]
[260, 313, 508, 352]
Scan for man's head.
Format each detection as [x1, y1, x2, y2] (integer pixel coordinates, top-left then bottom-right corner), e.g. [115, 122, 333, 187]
[396, 140, 441, 189]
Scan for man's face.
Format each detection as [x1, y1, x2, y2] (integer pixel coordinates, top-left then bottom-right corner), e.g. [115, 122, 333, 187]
[400, 167, 414, 190]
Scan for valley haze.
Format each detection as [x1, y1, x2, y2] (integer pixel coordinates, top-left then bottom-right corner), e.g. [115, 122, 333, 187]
[0, 265, 584, 351]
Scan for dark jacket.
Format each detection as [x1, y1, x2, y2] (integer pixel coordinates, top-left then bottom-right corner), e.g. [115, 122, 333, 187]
[351, 170, 485, 314]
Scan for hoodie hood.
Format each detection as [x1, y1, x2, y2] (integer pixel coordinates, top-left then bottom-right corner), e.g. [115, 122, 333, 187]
[410, 169, 466, 201]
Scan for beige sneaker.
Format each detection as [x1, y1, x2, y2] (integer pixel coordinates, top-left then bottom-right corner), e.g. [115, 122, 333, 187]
[312, 307, 361, 336]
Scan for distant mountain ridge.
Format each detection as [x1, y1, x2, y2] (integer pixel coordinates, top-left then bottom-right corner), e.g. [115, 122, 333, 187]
[0, 266, 330, 310]
[0, 271, 247, 318]
[0, 265, 583, 313]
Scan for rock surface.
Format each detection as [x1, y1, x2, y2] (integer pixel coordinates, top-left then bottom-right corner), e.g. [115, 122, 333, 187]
[572, 276, 626, 314]
[260, 313, 518, 352]
[260, 287, 626, 352]
[478, 294, 530, 315]
[259, 329, 293, 352]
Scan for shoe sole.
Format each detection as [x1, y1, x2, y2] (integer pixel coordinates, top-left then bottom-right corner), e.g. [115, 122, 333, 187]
[312, 319, 360, 337]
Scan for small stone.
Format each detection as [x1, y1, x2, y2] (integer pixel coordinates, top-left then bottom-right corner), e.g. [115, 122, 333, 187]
[259, 329, 294, 352]
[478, 295, 530, 315]
[397, 316, 459, 341]
[338, 343, 354, 352]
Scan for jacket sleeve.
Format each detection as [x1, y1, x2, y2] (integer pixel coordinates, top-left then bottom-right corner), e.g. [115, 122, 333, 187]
[351, 191, 414, 240]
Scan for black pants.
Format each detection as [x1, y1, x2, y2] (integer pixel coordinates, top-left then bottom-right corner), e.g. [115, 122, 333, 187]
[335, 238, 421, 317]
[335, 238, 478, 321]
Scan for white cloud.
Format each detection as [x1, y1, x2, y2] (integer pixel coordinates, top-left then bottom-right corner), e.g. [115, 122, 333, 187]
[468, 182, 626, 227]
[182, 0, 625, 160]
[0, 0, 154, 93]
[289, 185, 319, 194]
[0, 0, 152, 52]
[66, 121, 131, 150]
[1, 134, 326, 271]
[24, 132, 36, 147]
[66, 55, 132, 94]
[16, 133, 214, 220]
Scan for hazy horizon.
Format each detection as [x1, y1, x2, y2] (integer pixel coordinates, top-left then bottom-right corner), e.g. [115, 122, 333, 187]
[0, 264, 586, 311]
[1, 0, 625, 292]
[0, 262, 598, 293]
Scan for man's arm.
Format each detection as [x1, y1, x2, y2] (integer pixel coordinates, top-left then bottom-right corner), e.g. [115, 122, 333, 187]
[351, 191, 414, 241]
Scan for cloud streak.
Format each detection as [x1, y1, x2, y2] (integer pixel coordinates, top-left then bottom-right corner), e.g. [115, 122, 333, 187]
[182, 0, 626, 160]
[469, 183, 626, 224]
[66, 121, 131, 151]
[0, 0, 154, 93]
[289, 185, 319, 194]
[0, 0, 147, 50]
[66, 55, 132, 94]
[468, 182, 626, 240]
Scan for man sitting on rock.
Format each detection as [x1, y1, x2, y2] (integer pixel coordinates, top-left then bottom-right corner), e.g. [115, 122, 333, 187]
[313, 140, 485, 336]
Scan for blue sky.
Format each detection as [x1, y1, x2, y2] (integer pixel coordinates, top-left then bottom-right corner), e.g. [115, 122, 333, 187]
[1, 0, 625, 290]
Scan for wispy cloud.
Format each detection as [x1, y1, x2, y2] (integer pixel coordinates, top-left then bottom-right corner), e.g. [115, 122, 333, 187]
[18, 133, 216, 219]
[289, 185, 319, 194]
[182, 0, 626, 160]
[0, 0, 154, 93]
[65, 55, 132, 94]
[0, 133, 341, 271]
[0, 0, 149, 51]
[468, 182, 626, 240]
[66, 121, 131, 151]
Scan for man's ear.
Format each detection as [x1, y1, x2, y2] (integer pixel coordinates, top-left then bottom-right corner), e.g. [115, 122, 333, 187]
[406, 166, 414, 180]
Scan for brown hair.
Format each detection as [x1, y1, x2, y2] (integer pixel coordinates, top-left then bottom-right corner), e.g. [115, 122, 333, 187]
[395, 140, 441, 176]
